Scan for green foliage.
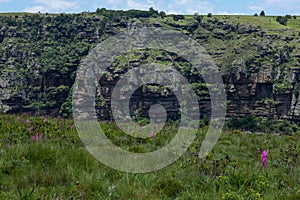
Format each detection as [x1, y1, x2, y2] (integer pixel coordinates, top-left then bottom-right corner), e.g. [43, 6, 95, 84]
[18, 188, 35, 200]
[96, 8, 158, 19]
[0, 114, 299, 199]
[193, 13, 203, 23]
[172, 14, 185, 21]
[154, 178, 183, 198]
[285, 14, 292, 19]
[225, 115, 258, 130]
[277, 16, 289, 25]
[225, 114, 300, 135]
[159, 11, 166, 18]
[59, 89, 73, 118]
[274, 81, 292, 92]
[260, 10, 265, 16]
[148, 7, 159, 16]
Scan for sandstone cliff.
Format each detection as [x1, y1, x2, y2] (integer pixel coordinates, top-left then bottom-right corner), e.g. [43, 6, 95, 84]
[1, 11, 300, 121]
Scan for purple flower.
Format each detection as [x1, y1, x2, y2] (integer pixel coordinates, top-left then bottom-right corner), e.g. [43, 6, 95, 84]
[26, 119, 30, 124]
[31, 135, 37, 141]
[17, 117, 20, 122]
[58, 115, 62, 120]
[151, 130, 155, 139]
[29, 126, 33, 131]
[44, 117, 47, 123]
[32, 132, 41, 141]
[37, 132, 41, 139]
[71, 124, 75, 129]
[261, 150, 268, 169]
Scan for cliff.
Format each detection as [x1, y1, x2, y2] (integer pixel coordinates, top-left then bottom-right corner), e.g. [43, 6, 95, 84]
[1, 10, 300, 121]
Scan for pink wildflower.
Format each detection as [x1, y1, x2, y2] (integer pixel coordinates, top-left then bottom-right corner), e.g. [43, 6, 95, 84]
[58, 115, 62, 120]
[29, 126, 33, 131]
[31, 135, 37, 141]
[26, 119, 30, 124]
[44, 117, 47, 123]
[261, 150, 268, 169]
[151, 129, 155, 139]
[17, 117, 20, 122]
[71, 124, 75, 129]
[32, 132, 41, 141]
[37, 132, 41, 139]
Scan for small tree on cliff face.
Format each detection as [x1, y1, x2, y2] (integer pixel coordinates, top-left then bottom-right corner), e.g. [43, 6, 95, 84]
[159, 11, 166, 18]
[260, 10, 265, 16]
[149, 7, 158, 15]
[277, 16, 288, 25]
[173, 14, 185, 21]
[194, 13, 203, 23]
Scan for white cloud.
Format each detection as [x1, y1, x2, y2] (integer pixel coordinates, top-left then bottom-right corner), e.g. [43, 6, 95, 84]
[24, 6, 47, 13]
[249, 0, 300, 15]
[97, 0, 154, 11]
[214, 11, 247, 15]
[127, 0, 154, 10]
[177, 0, 190, 4]
[248, 5, 263, 11]
[24, 0, 79, 13]
[264, 0, 300, 7]
[19, 0, 299, 15]
[166, 10, 180, 14]
[167, 1, 213, 14]
[97, 0, 213, 14]
[264, 0, 300, 4]
[106, 0, 126, 6]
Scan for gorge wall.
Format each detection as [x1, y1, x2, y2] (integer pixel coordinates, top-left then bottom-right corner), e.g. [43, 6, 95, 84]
[1, 10, 300, 121]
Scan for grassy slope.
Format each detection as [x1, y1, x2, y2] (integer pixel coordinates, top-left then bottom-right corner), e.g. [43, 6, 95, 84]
[0, 115, 299, 199]
[158, 14, 300, 71]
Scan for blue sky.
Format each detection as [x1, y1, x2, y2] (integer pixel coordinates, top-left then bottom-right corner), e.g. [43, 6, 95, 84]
[0, 0, 299, 15]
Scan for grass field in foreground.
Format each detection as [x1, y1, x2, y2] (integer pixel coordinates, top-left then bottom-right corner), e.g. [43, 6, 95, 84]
[0, 114, 299, 199]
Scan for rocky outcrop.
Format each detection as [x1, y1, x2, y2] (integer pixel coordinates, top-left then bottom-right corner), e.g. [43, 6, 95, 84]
[1, 12, 300, 121]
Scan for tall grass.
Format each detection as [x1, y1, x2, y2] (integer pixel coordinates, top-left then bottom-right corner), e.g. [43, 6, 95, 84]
[0, 114, 299, 199]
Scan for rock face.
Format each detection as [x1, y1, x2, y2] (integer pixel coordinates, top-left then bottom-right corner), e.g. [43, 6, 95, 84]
[1, 11, 300, 121]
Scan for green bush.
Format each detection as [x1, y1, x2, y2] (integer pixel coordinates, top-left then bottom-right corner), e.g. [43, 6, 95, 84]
[225, 115, 257, 130]
[276, 16, 288, 25]
[173, 14, 185, 21]
[154, 178, 182, 198]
